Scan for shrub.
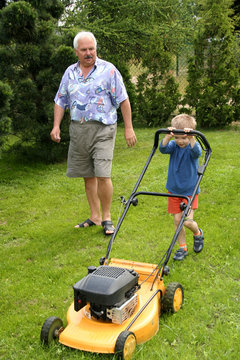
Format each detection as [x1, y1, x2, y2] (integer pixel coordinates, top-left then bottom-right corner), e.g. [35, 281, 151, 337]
[182, 0, 240, 128]
[0, 81, 13, 149]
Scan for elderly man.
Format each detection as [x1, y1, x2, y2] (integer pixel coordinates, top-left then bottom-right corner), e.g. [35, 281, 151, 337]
[50, 31, 137, 235]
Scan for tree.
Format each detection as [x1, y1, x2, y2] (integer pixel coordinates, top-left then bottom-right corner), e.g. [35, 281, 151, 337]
[231, 0, 240, 32]
[63, 0, 195, 126]
[136, 33, 181, 126]
[0, 0, 75, 160]
[182, 0, 240, 128]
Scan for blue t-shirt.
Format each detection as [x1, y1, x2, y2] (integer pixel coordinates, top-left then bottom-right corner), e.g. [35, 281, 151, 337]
[54, 57, 128, 125]
[159, 140, 202, 195]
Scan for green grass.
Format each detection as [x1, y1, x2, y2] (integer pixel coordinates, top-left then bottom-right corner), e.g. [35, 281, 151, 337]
[0, 127, 240, 360]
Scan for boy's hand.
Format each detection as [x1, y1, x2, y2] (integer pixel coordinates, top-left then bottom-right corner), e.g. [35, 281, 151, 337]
[184, 127, 196, 147]
[184, 127, 193, 133]
[184, 127, 194, 138]
[162, 127, 175, 146]
[167, 126, 175, 139]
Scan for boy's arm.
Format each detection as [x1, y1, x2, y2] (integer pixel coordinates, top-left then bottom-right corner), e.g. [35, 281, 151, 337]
[161, 127, 174, 146]
[191, 141, 202, 158]
[189, 136, 196, 148]
[184, 128, 201, 157]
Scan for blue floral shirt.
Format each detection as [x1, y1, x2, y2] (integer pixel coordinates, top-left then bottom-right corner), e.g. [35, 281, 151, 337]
[54, 57, 128, 125]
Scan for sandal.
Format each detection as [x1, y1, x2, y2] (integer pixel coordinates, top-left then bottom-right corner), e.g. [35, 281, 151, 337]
[101, 220, 115, 236]
[75, 218, 96, 228]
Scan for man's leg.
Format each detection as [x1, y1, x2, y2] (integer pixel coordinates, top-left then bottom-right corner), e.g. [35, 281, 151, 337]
[97, 177, 113, 221]
[84, 177, 102, 225]
[75, 177, 102, 228]
[97, 177, 114, 234]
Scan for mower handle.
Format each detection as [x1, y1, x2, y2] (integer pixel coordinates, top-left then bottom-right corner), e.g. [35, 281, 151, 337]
[104, 128, 211, 266]
[154, 128, 211, 152]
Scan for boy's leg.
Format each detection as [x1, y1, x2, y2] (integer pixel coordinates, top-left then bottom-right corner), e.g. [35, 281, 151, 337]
[184, 209, 204, 253]
[174, 212, 186, 246]
[183, 209, 198, 233]
[173, 212, 188, 260]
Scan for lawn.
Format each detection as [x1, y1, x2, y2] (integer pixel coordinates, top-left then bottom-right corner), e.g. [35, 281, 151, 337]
[0, 126, 240, 360]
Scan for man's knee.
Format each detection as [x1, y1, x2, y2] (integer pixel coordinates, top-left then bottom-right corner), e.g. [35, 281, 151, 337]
[97, 176, 111, 182]
[97, 177, 113, 190]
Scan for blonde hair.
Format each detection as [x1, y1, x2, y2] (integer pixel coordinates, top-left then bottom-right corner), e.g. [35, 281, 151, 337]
[171, 114, 196, 129]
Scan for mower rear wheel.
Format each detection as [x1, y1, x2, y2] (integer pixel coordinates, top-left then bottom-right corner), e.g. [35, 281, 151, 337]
[115, 330, 136, 360]
[162, 282, 184, 313]
[40, 316, 63, 345]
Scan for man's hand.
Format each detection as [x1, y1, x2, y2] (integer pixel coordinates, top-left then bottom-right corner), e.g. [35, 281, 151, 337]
[125, 128, 137, 147]
[51, 104, 64, 143]
[50, 126, 61, 143]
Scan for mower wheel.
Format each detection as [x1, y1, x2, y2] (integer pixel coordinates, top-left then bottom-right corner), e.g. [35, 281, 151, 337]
[115, 330, 136, 360]
[40, 316, 63, 345]
[162, 282, 184, 313]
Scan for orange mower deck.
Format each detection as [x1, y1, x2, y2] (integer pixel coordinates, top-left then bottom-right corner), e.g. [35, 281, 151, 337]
[59, 258, 165, 354]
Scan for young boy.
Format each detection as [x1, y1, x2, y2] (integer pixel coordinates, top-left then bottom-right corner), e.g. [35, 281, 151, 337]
[159, 114, 204, 261]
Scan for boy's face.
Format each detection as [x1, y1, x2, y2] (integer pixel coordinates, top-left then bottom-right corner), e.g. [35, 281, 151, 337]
[174, 135, 190, 148]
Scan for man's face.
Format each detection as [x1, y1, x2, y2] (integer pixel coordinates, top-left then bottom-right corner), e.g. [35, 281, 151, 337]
[75, 36, 97, 68]
[174, 135, 190, 148]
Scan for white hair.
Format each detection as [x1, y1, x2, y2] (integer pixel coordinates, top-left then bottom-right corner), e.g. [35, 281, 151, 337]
[73, 31, 97, 50]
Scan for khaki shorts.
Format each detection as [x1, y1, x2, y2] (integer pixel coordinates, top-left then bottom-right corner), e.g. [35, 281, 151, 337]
[67, 120, 117, 178]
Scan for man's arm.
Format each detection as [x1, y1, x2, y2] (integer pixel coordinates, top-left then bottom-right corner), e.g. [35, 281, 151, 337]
[120, 98, 137, 147]
[50, 104, 65, 143]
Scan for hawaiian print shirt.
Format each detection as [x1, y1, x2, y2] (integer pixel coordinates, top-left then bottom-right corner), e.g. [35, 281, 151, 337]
[54, 57, 128, 125]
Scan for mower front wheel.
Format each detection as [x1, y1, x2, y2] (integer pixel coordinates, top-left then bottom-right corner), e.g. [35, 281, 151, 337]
[40, 316, 63, 345]
[115, 330, 136, 360]
[162, 282, 184, 313]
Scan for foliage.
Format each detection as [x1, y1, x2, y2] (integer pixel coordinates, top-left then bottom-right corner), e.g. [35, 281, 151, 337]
[1, 0, 240, 160]
[181, 0, 240, 128]
[0, 81, 13, 149]
[0, 0, 75, 159]
[64, 0, 196, 61]
[135, 35, 181, 126]
[136, 74, 181, 127]
[231, 0, 240, 32]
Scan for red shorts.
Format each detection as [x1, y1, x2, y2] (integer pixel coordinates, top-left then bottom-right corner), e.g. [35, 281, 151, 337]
[168, 193, 199, 214]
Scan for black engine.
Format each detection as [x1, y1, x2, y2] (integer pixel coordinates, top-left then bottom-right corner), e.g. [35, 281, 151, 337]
[73, 265, 139, 322]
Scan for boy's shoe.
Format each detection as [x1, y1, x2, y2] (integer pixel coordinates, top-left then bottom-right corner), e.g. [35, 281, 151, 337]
[193, 228, 204, 253]
[173, 248, 188, 261]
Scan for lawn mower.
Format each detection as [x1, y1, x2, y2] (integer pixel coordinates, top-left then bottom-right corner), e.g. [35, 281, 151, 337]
[41, 129, 211, 359]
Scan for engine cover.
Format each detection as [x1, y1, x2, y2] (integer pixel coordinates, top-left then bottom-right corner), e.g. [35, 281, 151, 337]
[73, 265, 139, 312]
